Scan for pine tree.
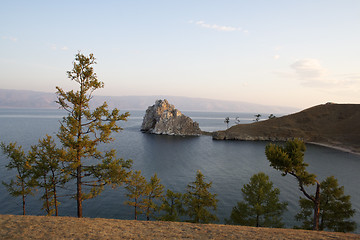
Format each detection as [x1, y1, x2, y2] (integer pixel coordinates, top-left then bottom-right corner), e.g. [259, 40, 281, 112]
[143, 173, 164, 220]
[226, 172, 287, 227]
[158, 189, 184, 221]
[125, 170, 147, 220]
[1, 142, 35, 215]
[265, 139, 321, 230]
[184, 170, 218, 223]
[29, 135, 66, 216]
[56, 52, 132, 217]
[296, 176, 356, 232]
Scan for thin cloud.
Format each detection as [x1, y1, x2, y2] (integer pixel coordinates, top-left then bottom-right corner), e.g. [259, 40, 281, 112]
[291, 59, 327, 80]
[2, 36, 18, 42]
[189, 20, 247, 33]
[49, 44, 69, 51]
[289, 59, 359, 89]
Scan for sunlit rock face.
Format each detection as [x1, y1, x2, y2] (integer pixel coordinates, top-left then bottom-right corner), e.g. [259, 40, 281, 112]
[141, 99, 201, 136]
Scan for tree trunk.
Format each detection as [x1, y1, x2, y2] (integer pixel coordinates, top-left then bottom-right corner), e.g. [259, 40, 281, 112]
[53, 174, 58, 216]
[77, 165, 82, 218]
[21, 180, 26, 215]
[22, 194, 26, 215]
[312, 182, 321, 230]
[44, 175, 50, 215]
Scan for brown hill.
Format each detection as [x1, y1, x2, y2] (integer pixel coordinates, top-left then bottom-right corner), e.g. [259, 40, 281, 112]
[213, 103, 360, 154]
[0, 214, 359, 240]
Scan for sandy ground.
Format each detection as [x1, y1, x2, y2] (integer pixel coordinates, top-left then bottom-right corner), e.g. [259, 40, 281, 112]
[0, 215, 359, 240]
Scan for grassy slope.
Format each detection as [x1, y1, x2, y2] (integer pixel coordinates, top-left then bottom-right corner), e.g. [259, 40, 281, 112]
[0, 214, 359, 240]
[213, 103, 360, 154]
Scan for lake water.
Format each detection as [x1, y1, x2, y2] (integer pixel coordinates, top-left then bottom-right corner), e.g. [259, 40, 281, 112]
[0, 108, 359, 231]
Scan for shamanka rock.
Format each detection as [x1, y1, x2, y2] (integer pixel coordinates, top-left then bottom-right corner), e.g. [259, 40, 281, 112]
[141, 99, 202, 136]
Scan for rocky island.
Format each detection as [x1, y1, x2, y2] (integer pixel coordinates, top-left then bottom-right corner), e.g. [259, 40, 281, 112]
[141, 99, 202, 136]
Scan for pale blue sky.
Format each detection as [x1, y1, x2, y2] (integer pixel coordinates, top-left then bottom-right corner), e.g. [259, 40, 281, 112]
[1, 1, 359, 108]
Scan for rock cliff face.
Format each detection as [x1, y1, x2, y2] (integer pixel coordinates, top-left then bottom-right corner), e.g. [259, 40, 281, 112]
[141, 99, 202, 136]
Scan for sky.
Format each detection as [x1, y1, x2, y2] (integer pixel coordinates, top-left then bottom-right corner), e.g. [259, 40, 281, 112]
[1, 0, 359, 109]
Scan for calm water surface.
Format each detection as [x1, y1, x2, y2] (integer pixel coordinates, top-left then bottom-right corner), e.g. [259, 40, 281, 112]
[0, 109, 359, 231]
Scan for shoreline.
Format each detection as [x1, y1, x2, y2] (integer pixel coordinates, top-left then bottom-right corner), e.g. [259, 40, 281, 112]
[207, 131, 360, 156]
[307, 142, 360, 156]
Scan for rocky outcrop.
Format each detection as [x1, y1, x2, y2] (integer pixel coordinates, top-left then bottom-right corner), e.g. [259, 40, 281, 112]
[141, 99, 202, 136]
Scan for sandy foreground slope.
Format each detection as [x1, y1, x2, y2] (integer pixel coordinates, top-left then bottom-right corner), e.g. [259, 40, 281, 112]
[0, 215, 359, 240]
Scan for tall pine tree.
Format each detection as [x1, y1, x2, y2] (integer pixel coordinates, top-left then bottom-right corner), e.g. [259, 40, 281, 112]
[56, 52, 132, 217]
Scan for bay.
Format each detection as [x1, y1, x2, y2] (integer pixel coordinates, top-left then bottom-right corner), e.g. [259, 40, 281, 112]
[0, 108, 359, 232]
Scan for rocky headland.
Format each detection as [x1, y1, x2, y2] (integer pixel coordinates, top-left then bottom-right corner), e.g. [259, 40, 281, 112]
[213, 103, 360, 154]
[141, 99, 202, 136]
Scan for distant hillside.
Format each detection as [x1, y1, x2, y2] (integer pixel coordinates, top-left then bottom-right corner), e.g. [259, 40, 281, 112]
[0, 89, 297, 113]
[213, 103, 360, 154]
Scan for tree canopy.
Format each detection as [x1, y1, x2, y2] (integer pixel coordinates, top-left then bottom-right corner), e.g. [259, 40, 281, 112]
[296, 176, 356, 232]
[1, 142, 35, 215]
[184, 170, 218, 223]
[226, 172, 287, 228]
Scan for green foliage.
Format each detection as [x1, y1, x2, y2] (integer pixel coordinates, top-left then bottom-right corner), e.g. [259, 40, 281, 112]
[29, 135, 66, 216]
[56, 52, 132, 217]
[184, 170, 218, 223]
[265, 139, 321, 230]
[142, 173, 164, 220]
[1, 142, 35, 215]
[125, 170, 147, 220]
[226, 172, 287, 228]
[158, 189, 184, 221]
[296, 176, 356, 232]
[265, 139, 316, 185]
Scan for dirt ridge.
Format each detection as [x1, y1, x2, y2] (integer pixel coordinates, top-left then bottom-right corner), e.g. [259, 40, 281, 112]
[213, 103, 360, 154]
[0, 214, 359, 239]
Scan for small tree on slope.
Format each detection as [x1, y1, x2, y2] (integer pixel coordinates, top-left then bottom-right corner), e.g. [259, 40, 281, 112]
[29, 135, 66, 216]
[184, 170, 218, 223]
[295, 176, 356, 232]
[226, 172, 287, 227]
[1, 142, 35, 215]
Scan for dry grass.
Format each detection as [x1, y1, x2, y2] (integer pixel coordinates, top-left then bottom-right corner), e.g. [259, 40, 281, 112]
[0, 214, 359, 240]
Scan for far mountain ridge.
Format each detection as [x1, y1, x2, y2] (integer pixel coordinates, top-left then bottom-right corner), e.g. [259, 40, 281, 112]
[0, 89, 297, 114]
[213, 103, 360, 154]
